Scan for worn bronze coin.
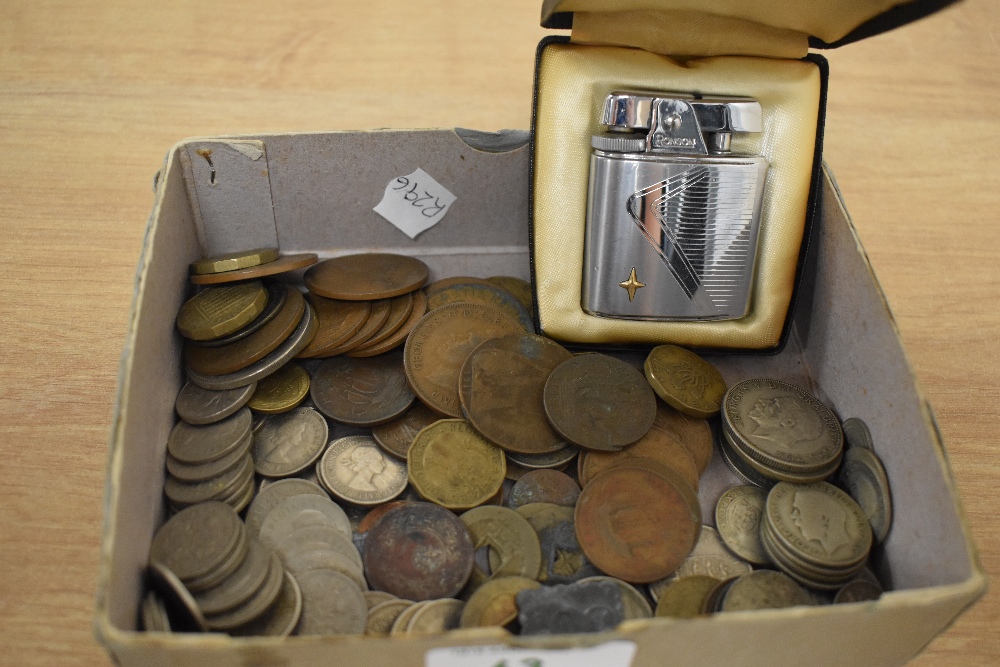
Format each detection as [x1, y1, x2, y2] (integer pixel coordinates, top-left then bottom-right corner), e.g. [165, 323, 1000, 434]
[404, 303, 523, 417]
[166, 407, 252, 465]
[363, 502, 474, 601]
[251, 407, 328, 477]
[407, 419, 506, 510]
[424, 276, 494, 298]
[579, 421, 700, 491]
[515, 502, 575, 534]
[317, 435, 408, 506]
[174, 381, 256, 426]
[460, 576, 540, 628]
[246, 361, 309, 414]
[486, 276, 533, 312]
[372, 402, 442, 460]
[185, 285, 305, 376]
[294, 569, 368, 635]
[648, 401, 714, 475]
[508, 469, 580, 509]
[176, 281, 268, 341]
[347, 289, 428, 358]
[296, 292, 370, 358]
[319, 299, 392, 356]
[575, 465, 701, 583]
[305, 253, 429, 300]
[543, 353, 657, 452]
[644, 345, 727, 418]
[348, 292, 413, 349]
[426, 282, 533, 331]
[190, 253, 318, 285]
[311, 351, 415, 427]
[459, 333, 572, 455]
[191, 248, 280, 275]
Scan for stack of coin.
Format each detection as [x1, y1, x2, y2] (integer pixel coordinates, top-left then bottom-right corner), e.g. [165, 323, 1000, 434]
[720, 378, 844, 485]
[189, 248, 319, 286]
[760, 481, 873, 590]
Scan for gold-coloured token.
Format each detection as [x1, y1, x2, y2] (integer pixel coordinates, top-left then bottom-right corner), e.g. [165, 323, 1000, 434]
[460, 576, 540, 628]
[654, 575, 720, 618]
[644, 345, 727, 418]
[191, 248, 279, 275]
[405, 598, 465, 635]
[176, 281, 268, 341]
[190, 253, 318, 285]
[460, 506, 542, 590]
[247, 362, 310, 414]
[407, 419, 506, 510]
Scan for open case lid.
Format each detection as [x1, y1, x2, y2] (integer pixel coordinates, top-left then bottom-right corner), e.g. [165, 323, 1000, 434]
[540, 0, 961, 57]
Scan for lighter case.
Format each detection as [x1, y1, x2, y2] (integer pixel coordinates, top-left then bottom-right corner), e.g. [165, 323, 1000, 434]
[582, 92, 769, 321]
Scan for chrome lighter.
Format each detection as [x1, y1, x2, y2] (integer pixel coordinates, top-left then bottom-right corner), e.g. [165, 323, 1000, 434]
[583, 91, 768, 321]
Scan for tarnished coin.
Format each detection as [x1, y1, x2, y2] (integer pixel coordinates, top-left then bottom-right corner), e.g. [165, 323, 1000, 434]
[140, 590, 170, 632]
[578, 423, 700, 492]
[164, 452, 254, 507]
[193, 538, 272, 615]
[366, 599, 414, 636]
[167, 407, 252, 464]
[189, 280, 288, 349]
[838, 446, 893, 543]
[842, 417, 875, 451]
[363, 503, 474, 601]
[404, 303, 523, 417]
[295, 569, 368, 635]
[508, 469, 580, 509]
[149, 501, 246, 588]
[372, 402, 442, 460]
[427, 282, 533, 332]
[363, 591, 399, 610]
[649, 401, 714, 475]
[406, 598, 464, 635]
[517, 580, 624, 635]
[486, 276, 533, 313]
[257, 495, 353, 547]
[407, 420, 506, 510]
[185, 286, 305, 376]
[348, 290, 428, 358]
[191, 247, 280, 275]
[347, 293, 413, 350]
[648, 526, 752, 600]
[357, 501, 409, 535]
[536, 520, 601, 584]
[515, 502, 575, 534]
[460, 506, 542, 587]
[654, 575, 720, 618]
[460, 576, 541, 628]
[147, 562, 208, 632]
[176, 281, 267, 341]
[252, 407, 328, 477]
[297, 292, 370, 358]
[834, 577, 883, 604]
[247, 362, 310, 414]
[305, 253, 429, 301]
[424, 276, 494, 297]
[578, 576, 652, 620]
[320, 299, 392, 357]
[543, 354, 657, 452]
[719, 570, 813, 612]
[190, 253, 319, 286]
[715, 486, 771, 566]
[576, 466, 700, 583]
[317, 435, 407, 506]
[245, 478, 329, 537]
[507, 444, 579, 470]
[230, 570, 302, 637]
[197, 552, 281, 631]
[175, 381, 256, 426]
[390, 601, 429, 636]
[165, 431, 251, 482]
[644, 345, 727, 418]
[277, 523, 363, 574]
[311, 352, 415, 427]
[459, 333, 572, 454]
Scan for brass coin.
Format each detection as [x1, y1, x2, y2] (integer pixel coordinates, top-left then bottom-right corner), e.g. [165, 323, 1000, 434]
[372, 402, 442, 460]
[185, 285, 305, 376]
[508, 469, 580, 509]
[390, 601, 428, 635]
[247, 362, 309, 414]
[459, 333, 572, 455]
[304, 253, 429, 300]
[251, 407, 328, 478]
[543, 354, 657, 452]
[460, 506, 542, 588]
[363, 591, 399, 610]
[190, 253, 319, 285]
[406, 598, 464, 635]
[575, 465, 700, 583]
[486, 276, 533, 313]
[174, 381, 256, 425]
[404, 303, 523, 417]
[319, 299, 392, 357]
[460, 576, 540, 628]
[348, 292, 413, 351]
[191, 247, 280, 275]
[648, 526, 752, 600]
[176, 281, 268, 341]
[311, 351, 415, 427]
[715, 485, 771, 566]
[515, 502, 575, 534]
[244, 478, 329, 537]
[294, 569, 368, 635]
[838, 446, 893, 543]
[166, 407, 252, 465]
[579, 421, 700, 492]
[296, 292, 370, 358]
[719, 570, 814, 611]
[407, 419, 506, 511]
[348, 289, 428, 358]
[654, 575, 720, 618]
[366, 599, 414, 636]
[317, 435, 408, 506]
[426, 282, 533, 332]
[362, 502, 475, 601]
[649, 401, 714, 475]
[189, 280, 288, 348]
[644, 345, 727, 418]
[230, 570, 302, 637]
[149, 501, 246, 587]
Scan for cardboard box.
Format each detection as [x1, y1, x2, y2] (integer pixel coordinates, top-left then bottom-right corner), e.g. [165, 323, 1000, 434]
[94, 128, 984, 666]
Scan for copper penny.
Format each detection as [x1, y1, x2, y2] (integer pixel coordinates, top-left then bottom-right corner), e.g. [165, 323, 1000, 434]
[372, 401, 442, 460]
[579, 421, 700, 491]
[319, 298, 392, 357]
[485, 276, 533, 313]
[190, 253, 318, 285]
[424, 276, 494, 298]
[404, 303, 523, 417]
[543, 353, 657, 452]
[575, 465, 701, 583]
[310, 351, 415, 427]
[305, 253, 429, 300]
[426, 282, 533, 331]
[349, 292, 413, 350]
[357, 501, 409, 534]
[296, 292, 370, 358]
[349, 289, 428, 358]
[459, 333, 572, 455]
[184, 285, 305, 376]
[508, 469, 580, 509]
[649, 401, 714, 475]
[363, 502, 474, 601]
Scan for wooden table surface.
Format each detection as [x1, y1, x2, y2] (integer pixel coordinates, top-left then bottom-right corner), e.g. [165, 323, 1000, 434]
[1, 1, 997, 665]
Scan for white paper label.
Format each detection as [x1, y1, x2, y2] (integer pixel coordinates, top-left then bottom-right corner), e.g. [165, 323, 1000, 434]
[373, 168, 457, 239]
[425, 641, 637, 667]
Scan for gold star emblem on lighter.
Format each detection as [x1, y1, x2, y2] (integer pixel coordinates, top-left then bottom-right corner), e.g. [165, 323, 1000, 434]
[619, 267, 645, 301]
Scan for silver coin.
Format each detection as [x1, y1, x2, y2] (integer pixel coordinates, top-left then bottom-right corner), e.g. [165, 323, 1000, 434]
[719, 570, 814, 611]
[578, 576, 652, 620]
[175, 381, 256, 425]
[165, 430, 252, 482]
[842, 417, 875, 451]
[230, 570, 303, 637]
[193, 538, 272, 616]
[147, 561, 207, 632]
[281, 544, 368, 592]
[295, 569, 368, 635]
[715, 485, 771, 566]
[277, 522, 364, 574]
[838, 446, 893, 543]
[648, 526, 752, 602]
[167, 407, 252, 465]
[245, 478, 330, 536]
[317, 436, 407, 506]
[257, 494, 353, 549]
[203, 551, 285, 631]
[164, 452, 254, 507]
[252, 407, 329, 478]
[507, 444, 579, 470]
[187, 303, 318, 391]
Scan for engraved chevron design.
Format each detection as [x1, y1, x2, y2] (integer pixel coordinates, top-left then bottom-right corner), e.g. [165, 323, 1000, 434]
[626, 165, 759, 310]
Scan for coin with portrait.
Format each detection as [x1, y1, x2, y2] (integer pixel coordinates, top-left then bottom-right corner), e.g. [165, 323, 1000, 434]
[318, 435, 407, 506]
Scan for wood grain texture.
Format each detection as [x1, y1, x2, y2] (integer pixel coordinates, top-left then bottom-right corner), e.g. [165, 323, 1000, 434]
[0, 1, 996, 665]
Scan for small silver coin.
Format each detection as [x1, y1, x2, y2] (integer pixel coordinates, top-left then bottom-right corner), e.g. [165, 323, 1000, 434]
[165, 430, 252, 482]
[230, 570, 303, 637]
[252, 407, 329, 478]
[167, 407, 252, 465]
[295, 569, 368, 635]
[842, 417, 875, 451]
[577, 576, 652, 620]
[175, 381, 257, 425]
[715, 485, 771, 566]
[245, 478, 330, 537]
[837, 447, 893, 543]
[317, 436, 407, 506]
[193, 538, 272, 616]
[257, 494, 353, 550]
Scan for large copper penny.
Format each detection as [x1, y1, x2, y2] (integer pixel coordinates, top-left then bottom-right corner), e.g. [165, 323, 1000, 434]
[190, 253, 319, 285]
[372, 402, 442, 460]
[579, 420, 700, 491]
[424, 276, 494, 298]
[305, 253, 429, 300]
[459, 333, 572, 454]
[184, 285, 305, 376]
[543, 354, 657, 451]
[349, 290, 428, 358]
[318, 298, 392, 357]
[575, 465, 701, 583]
[350, 292, 413, 350]
[508, 469, 580, 509]
[649, 401, 714, 475]
[310, 351, 415, 427]
[296, 292, 370, 358]
[426, 282, 533, 331]
[363, 502, 474, 601]
[485, 276, 533, 313]
[404, 303, 522, 417]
